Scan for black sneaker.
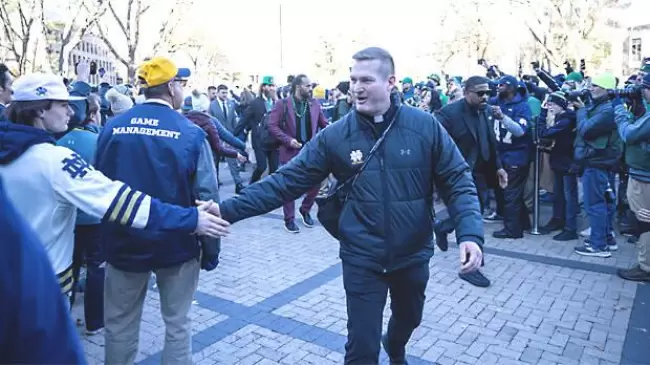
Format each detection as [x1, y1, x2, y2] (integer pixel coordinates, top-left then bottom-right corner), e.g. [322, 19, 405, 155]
[381, 334, 408, 365]
[285, 221, 300, 233]
[553, 230, 578, 241]
[574, 244, 611, 258]
[299, 210, 314, 228]
[235, 183, 245, 194]
[584, 238, 618, 251]
[540, 218, 564, 234]
[617, 265, 650, 282]
[492, 229, 523, 239]
[482, 211, 502, 223]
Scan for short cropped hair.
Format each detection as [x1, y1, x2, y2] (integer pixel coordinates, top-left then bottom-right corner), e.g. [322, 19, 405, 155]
[0, 63, 10, 90]
[464, 76, 490, 90]
[142, 82, 170, 99]
[217, 84, 228, 92]
[352, 47, 395, 78]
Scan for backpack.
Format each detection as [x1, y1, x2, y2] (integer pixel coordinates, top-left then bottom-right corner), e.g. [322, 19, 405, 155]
[258, 99, 288, 149]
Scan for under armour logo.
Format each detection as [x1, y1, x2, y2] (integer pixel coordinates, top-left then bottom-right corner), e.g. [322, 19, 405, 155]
[400, 149, 411, 156]
[61, 153, 92, 179]
[350, 150, 363, 165]
[35, 87, 47, 96]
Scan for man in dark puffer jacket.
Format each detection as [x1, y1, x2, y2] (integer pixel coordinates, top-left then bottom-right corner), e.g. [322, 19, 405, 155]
[212, 47, 484, 365]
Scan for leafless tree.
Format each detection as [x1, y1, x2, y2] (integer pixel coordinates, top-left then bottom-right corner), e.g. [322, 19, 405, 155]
[515, 0, 617, 69]
[0, 0, 41, 74]
[42, 0, 109, 75]
[95, 0, 190, 83]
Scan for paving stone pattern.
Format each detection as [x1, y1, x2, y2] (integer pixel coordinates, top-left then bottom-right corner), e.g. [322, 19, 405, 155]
[73, 163, 648, 365]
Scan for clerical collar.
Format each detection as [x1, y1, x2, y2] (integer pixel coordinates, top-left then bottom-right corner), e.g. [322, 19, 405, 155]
[357, 100, 398, 125]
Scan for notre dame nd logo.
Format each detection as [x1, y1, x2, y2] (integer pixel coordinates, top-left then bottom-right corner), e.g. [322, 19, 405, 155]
[61, 153, 93, 179]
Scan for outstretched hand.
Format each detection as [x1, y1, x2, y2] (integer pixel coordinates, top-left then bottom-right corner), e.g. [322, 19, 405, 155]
[194, 200, 229, 237]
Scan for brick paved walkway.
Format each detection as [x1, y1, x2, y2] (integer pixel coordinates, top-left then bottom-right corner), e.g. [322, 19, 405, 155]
[75, 163, 650, 365]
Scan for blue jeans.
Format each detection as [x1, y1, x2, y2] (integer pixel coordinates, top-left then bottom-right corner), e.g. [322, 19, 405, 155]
[552, 170, 579, 232]
[582, 168, 616, 250]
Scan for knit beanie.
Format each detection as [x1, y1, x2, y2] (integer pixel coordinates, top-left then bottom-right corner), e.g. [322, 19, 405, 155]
[566, 72, 584, 83]
[547, 91, 568, 110]
[105, 87, 134, 114]
[591, 73, 616, 90]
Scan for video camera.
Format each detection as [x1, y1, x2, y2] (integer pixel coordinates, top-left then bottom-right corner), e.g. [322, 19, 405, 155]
[566, 89, 590, 103]
[607, 85, 643, 101]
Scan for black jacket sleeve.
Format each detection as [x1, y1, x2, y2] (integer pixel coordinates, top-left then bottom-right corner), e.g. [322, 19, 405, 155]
[233, 99, 259, 136]
[430, 115, 484, 247]
[220, 130, 330, 223]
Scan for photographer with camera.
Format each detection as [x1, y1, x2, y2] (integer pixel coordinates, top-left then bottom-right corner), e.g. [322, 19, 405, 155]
[572, 73, 623, 258]
[613, 73, 650, 282]
[536, 92, 579, 241]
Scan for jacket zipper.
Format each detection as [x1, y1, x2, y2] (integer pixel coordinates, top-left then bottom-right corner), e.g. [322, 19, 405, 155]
[379, 145, 390, 273]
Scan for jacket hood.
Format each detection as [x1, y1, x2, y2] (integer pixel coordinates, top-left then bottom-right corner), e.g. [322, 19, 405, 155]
[0, 122, 56, 164]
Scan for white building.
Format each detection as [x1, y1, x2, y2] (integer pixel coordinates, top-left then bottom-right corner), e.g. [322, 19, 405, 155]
[67, 34, 119, 85]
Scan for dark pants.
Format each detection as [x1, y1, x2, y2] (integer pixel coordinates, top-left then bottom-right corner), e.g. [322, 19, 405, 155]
[73, 224, 105, 331]
[582, 167, 616, 250]
[502, 164, 531, 236]
[250, 148, 279, 184]
[551, 170, 579, 232]
[342, 262, 429, 365]
[438, 171, 488, 235]
[618, 169, 630, 222]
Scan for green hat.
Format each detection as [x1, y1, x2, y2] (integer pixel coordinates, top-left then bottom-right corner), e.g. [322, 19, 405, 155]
[401, 77, 413, 84]
[641, 59, 650, 73]
[591, 73, 616, 90]
[566, 72, 584, 83]
[261, 76, 275, 85]
[428, 73, 441, 83]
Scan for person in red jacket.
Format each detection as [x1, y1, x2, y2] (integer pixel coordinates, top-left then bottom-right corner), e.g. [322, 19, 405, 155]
[267, 74, 328, 233]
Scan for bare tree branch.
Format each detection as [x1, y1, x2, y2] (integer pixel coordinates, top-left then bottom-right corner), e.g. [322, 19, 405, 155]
[108, 1, 129, 40]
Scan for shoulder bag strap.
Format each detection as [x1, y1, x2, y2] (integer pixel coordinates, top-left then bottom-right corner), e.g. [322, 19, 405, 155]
[331, 107, 402, 198]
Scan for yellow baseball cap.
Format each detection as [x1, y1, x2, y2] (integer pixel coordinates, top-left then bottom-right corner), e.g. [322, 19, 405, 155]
[137, 57, 184, 88]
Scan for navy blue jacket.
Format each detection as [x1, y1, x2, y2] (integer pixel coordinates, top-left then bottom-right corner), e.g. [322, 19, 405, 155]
[220, 104, 483, 273]
[0, 177, 86, 364]
[490, 93, 533, 166]
[574, 97, 622, 170]
[96, 101, 207, 272]
[0, 104, 6, 122]
[537, 109, 576, 172]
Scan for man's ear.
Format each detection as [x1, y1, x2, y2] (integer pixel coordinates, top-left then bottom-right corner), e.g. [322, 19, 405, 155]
[388, 75, 396, 90]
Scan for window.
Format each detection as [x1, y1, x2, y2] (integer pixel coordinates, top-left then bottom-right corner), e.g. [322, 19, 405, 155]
[631, 38, 642, 62]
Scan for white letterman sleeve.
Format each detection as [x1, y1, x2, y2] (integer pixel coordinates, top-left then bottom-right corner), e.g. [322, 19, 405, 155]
[49, 146, 198, 233]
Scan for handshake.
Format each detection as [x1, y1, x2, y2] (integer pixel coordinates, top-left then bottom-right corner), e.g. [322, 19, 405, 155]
[193, 199, 230, 238]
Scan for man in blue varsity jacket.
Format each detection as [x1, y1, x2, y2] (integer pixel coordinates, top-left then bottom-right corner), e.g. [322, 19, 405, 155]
[96, 57, 221, 365]
[489, 75, 534, 239]
[0, 177, 86, 364]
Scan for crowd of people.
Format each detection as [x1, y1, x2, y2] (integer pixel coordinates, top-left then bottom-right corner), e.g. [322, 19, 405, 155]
[1, 46, 650, 364]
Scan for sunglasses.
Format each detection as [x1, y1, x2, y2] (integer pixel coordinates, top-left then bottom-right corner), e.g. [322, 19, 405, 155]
[471, 90, 490, 97]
